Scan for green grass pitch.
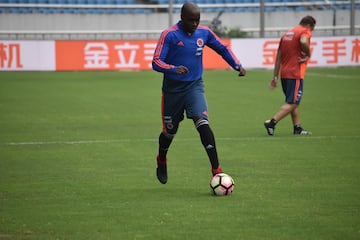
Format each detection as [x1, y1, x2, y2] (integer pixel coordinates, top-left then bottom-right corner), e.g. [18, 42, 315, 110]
[0, 67, 359, 240]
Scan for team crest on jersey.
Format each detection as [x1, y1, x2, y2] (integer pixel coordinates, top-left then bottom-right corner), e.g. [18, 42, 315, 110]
[196, 38, 204, 47]
[196, 38, 204, 56]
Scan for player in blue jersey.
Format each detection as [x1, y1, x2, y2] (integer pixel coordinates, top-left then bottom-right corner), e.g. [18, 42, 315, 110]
[152, 2, 246, 184]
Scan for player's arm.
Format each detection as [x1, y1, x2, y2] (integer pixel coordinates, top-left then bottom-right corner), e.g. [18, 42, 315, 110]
[152, 33, 178, 74]
[274, 48, 281, 79]
[206, 28, 245, 76]
[298, 34, 311, 63]
[269, 48, 281, 89]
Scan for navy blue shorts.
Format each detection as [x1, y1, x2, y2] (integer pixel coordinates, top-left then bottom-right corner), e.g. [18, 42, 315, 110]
[161, 79, 208, 135]
[281, 78, 303, 105]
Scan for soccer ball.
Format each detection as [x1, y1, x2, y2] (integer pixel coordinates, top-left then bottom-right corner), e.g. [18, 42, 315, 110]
[210, 173, 234, 196]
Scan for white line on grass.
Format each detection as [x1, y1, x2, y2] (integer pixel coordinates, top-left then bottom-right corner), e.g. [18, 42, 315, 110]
[307, 72, 359, 79]
[1, 135, 359, 146]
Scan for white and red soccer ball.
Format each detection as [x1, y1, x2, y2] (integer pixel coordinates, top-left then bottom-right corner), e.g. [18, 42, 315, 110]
[210, 173, 234, 196]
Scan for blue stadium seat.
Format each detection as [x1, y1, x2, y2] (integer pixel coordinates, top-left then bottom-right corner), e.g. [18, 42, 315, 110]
[2, 0, 353, 14]
[18, 7, 33, 12]
[114, 0, 127, 4]
[109, 8, 126, 13]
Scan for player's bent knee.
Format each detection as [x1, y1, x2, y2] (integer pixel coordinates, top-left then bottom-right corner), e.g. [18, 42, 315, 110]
[194, 118, 209, 128]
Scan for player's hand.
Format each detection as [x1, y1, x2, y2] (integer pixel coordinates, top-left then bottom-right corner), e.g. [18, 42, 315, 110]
[298, 55, 310, 63]
[269, 76, 278, 89]
[298, 52, 310, 63]
[176, 65, 189, 74]
[238, 66, 246, 77]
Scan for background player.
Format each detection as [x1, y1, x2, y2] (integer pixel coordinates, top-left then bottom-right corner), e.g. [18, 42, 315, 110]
[264, 15, 316, 136]
[152, 2, 246, 184]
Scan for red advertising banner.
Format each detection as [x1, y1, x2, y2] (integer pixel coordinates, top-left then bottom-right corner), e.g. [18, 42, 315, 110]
[2, 37, 358, 71]
[55, 39, 230, 71]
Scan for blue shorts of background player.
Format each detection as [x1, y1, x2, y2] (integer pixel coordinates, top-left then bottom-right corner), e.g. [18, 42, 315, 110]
[281, 78, 303, 105]
[264, 77, 311, 136]
[162, 79, 208, 136]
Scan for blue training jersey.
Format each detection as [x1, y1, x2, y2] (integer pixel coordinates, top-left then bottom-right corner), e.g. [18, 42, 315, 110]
[152, 21, 241, 82]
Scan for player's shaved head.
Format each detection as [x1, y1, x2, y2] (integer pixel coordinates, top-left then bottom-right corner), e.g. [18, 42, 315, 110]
[181, 2, 200, 16]
[180, 2, 200, 34]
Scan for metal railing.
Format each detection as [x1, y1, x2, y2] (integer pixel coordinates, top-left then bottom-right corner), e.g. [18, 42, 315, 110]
[0, 1, 358, 39]
[0, 25, 359, 40]
[0, 1, 355, 10]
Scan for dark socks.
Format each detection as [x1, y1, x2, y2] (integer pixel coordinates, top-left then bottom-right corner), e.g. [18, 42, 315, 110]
[294, 124, 302, 130]
[158, 124, 222, 174]
[196, 124, 220, 169]
[269, 118, 277, 127]
[158, 132, 172, 162]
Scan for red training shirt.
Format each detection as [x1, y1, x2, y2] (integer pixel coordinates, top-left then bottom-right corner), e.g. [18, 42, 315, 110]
[279, 25, 312, 79]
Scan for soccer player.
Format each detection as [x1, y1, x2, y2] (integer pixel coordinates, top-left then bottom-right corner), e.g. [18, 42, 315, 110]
[264, 15, 316, 136]
[152, 2, 246, 184]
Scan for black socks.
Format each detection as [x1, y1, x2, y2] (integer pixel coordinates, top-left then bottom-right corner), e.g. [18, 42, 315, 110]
[158, 132, 172, 162]
[196, 124, 219, 169]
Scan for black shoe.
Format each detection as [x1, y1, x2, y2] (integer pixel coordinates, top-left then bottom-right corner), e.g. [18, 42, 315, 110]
[156, 156, 167, 184]
[294, 127, 312, 135]
[264, 120, 275, 136]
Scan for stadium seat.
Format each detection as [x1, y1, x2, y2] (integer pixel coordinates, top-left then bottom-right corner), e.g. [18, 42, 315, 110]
[114, 0, 126, 4]
[1, 0, 355, 14]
